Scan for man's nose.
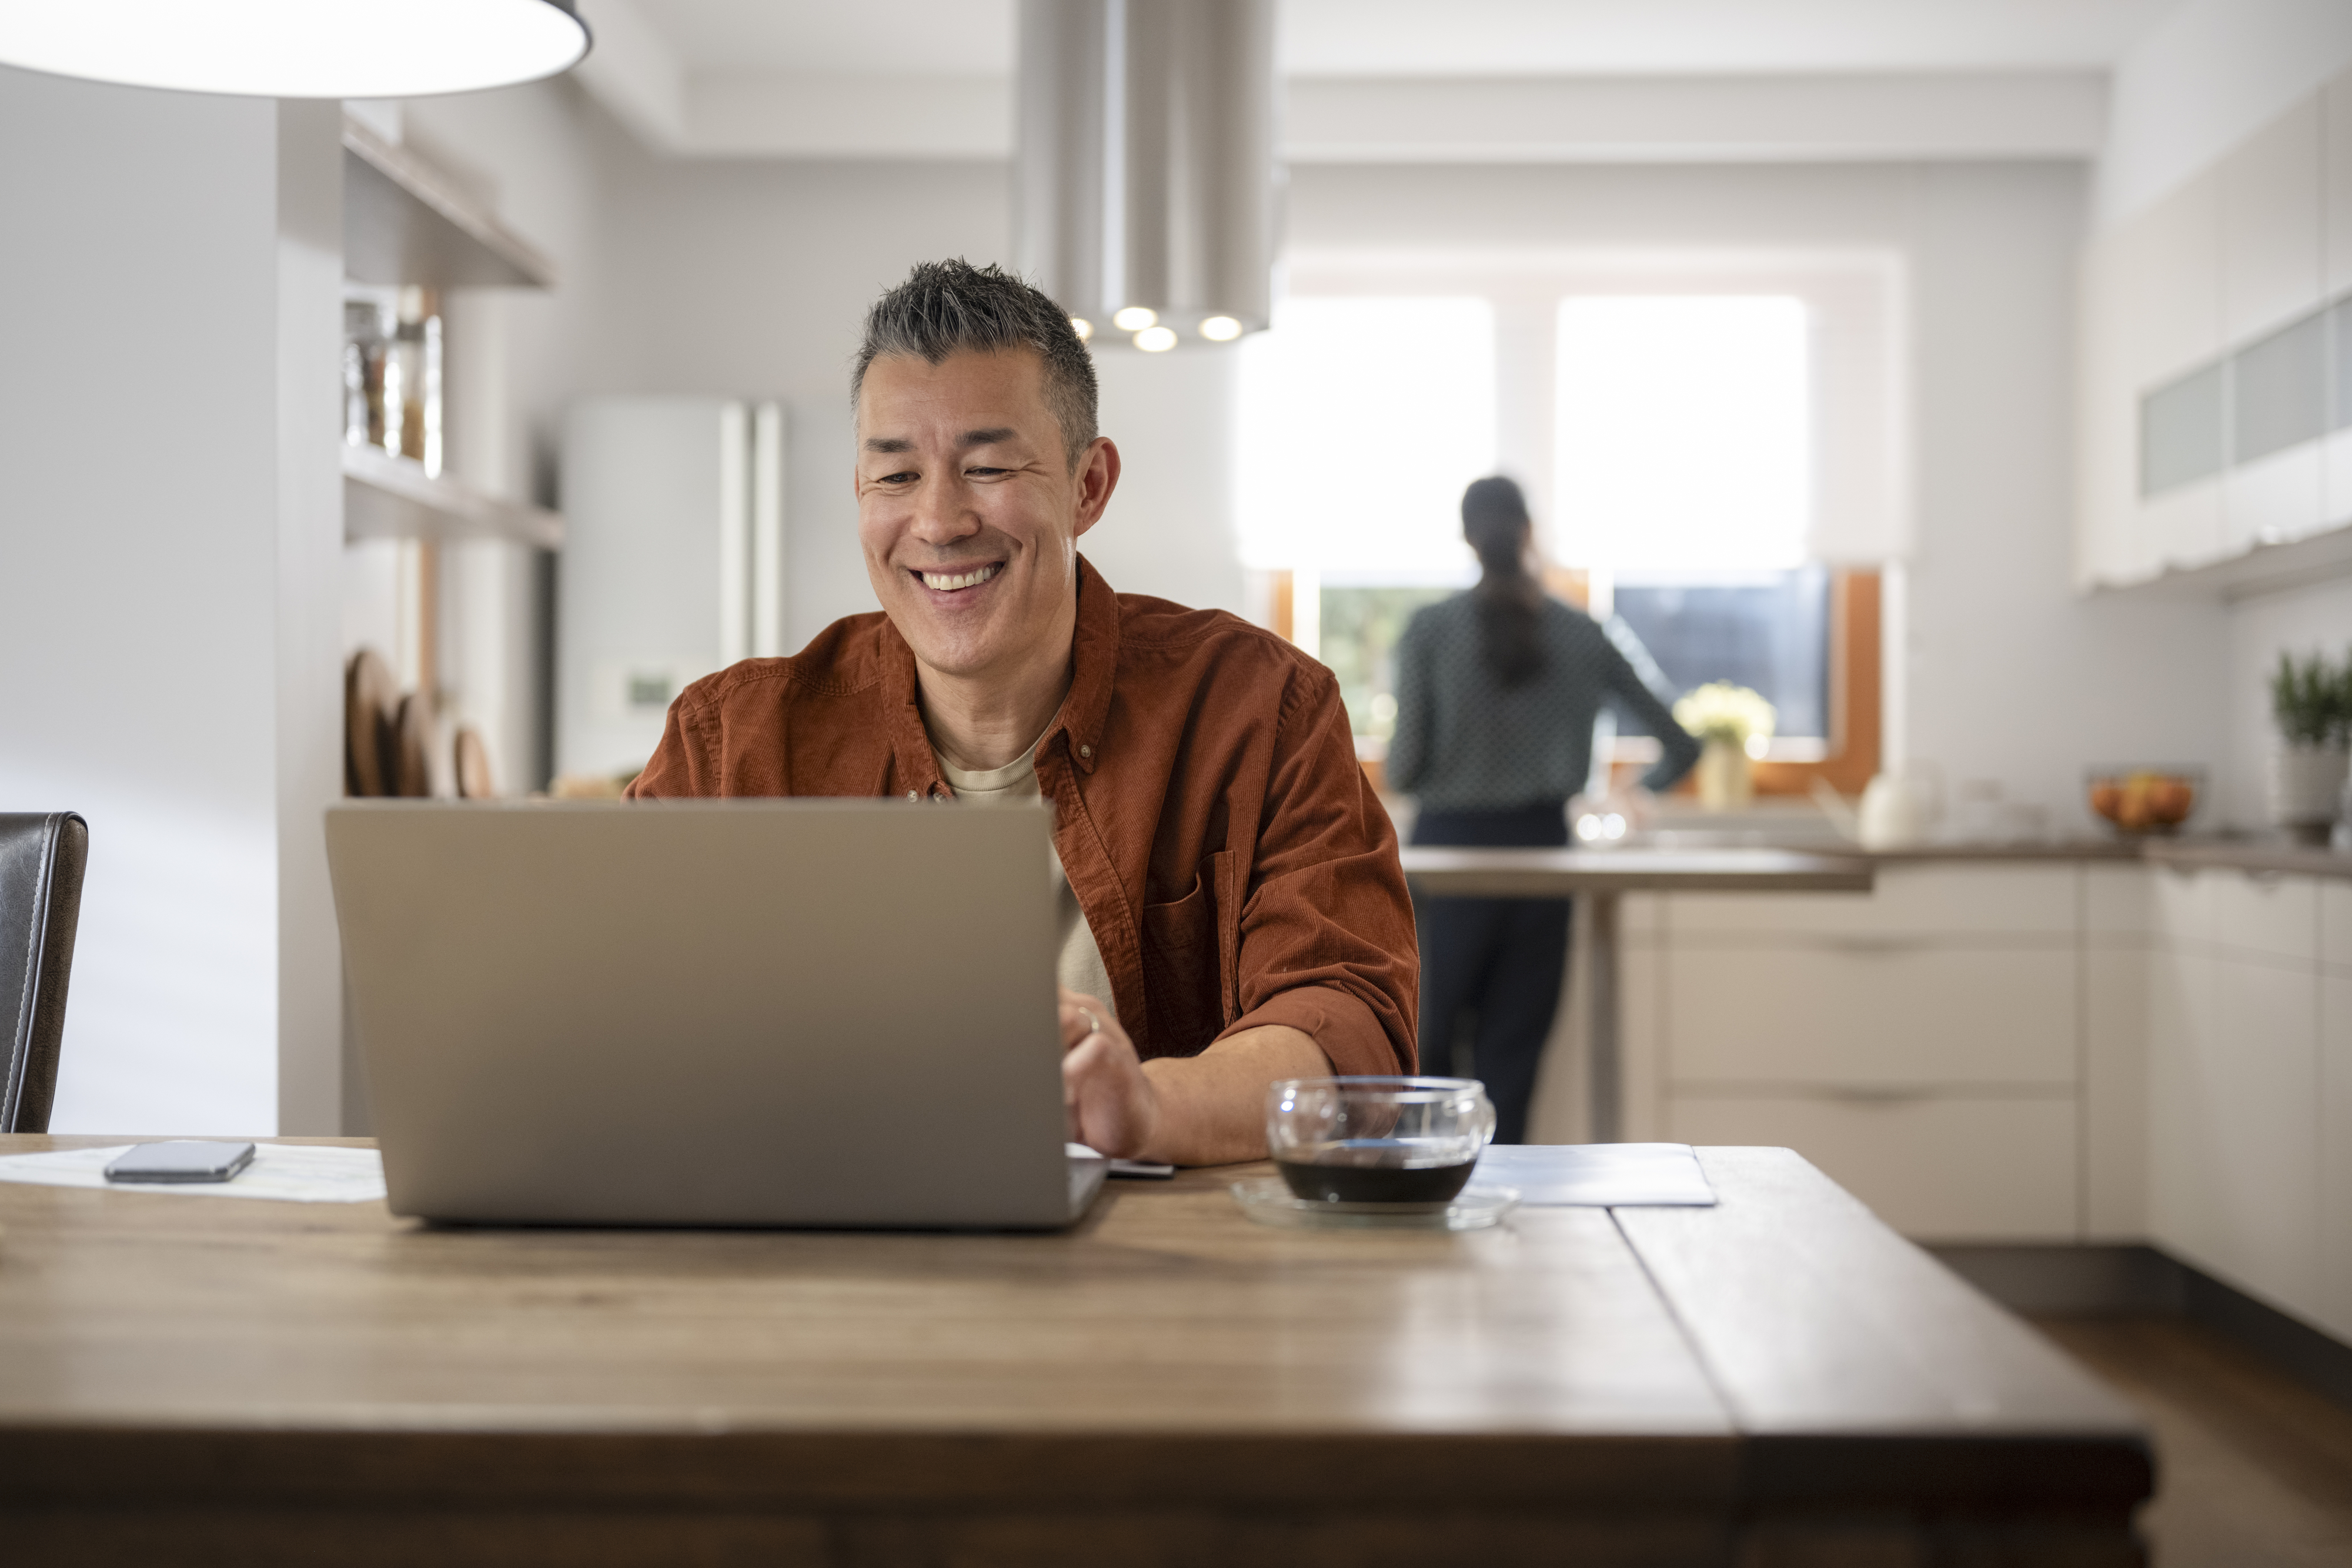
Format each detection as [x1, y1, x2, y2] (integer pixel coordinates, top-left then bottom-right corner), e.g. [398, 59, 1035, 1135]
[908, 475, 982, 545]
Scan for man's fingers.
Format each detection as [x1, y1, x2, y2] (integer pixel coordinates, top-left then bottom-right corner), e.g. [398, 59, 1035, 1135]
[1057, 987, 1112, 1052]
[1059, 1027, 1155, 1160]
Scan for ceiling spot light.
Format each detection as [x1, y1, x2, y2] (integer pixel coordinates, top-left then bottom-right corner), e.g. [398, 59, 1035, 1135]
[1198, 315, 1244, 342]
[0, 0, 591, 98]
[1133, 326, 1178, 353]
[1070, 317, 1094, 341]
[1112, 307, 1158, 332]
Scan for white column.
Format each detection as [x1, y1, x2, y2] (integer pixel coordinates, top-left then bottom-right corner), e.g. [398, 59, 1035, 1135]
[0, 68, 345, 1134]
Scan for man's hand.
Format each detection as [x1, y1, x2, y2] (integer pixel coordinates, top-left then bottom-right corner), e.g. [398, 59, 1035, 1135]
[1058, 987, 1332, 1165]
[1058, 987, 1161, 1159]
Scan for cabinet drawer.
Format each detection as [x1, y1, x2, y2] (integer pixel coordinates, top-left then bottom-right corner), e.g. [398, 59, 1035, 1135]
[1664, 946, 2077, 1088]
[1668, 865, 2077, 938]
[1668, 1094, 2077, 1242]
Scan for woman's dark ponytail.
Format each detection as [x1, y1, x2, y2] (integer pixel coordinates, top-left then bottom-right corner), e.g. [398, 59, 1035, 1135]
[1461, 476, 1543, 687]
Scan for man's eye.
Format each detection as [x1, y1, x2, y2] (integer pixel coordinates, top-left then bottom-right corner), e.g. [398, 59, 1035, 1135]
[876, 470, 917, 484]
[967, 466, 1010, 478]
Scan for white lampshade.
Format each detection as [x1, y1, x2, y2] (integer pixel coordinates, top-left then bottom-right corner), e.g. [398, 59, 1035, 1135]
[0, 0, 590, 99]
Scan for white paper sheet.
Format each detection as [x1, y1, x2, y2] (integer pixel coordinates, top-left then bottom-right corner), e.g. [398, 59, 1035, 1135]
[1471, 1143, 1716, 1206]
[0, 1144, 387, 1204]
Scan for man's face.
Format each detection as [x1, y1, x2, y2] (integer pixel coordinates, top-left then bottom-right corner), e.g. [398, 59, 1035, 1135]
[855, 348, 1117, 683]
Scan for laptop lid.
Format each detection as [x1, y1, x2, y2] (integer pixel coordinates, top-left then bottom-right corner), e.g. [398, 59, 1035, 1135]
[326, 798, 1074, 1228]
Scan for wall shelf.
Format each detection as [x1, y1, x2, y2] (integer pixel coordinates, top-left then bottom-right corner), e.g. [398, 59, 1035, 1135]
[342, 115, 556, 291]
[343, 444, 564, 550]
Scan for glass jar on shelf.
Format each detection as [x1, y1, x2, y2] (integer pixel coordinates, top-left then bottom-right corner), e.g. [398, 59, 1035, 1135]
[387, 285, 443, 474]
[342, 295, 391, 448]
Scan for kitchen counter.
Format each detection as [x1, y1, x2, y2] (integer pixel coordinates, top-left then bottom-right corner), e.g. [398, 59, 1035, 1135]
[1638, 830, 2352, 877]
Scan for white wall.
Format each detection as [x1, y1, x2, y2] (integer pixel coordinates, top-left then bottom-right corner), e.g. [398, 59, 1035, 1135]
[0, 69, 344, 1134]
[2226, 577, 2352, 825]
[1289, 159, 2230, 825]
[2101, 0, 2352, 224]
[1087, 349, 1246, 616]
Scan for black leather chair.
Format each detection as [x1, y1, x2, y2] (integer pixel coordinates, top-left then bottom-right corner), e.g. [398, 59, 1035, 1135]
[1, 814, 88, 1133]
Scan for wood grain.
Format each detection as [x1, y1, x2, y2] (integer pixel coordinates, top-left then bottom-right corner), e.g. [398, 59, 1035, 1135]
[0, 1138, 2150, 1566]
[1617, 1148, 2144, 1436]
[0, 1137, 1723, 1447]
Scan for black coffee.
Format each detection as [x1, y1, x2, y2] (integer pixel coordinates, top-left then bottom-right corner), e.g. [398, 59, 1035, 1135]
[1277, 1143, 1477, 1205]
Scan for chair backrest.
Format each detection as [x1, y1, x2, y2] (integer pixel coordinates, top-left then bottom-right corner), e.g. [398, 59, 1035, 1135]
[1, 814, 88, 1133]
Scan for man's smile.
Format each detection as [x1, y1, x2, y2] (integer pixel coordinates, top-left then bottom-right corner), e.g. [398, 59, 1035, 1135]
[913, 562, 1004, 593]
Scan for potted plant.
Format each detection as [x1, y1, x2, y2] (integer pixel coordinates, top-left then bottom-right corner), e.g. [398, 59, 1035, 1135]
[1671, 682, 1776, 811]
[2267, 648, 2350, 844]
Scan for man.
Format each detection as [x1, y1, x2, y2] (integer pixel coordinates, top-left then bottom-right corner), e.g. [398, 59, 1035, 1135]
[629, 260, 1417, 1164]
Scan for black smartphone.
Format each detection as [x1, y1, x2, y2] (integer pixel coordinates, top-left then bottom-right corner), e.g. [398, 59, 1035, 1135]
[103, 1141, 258, 1184]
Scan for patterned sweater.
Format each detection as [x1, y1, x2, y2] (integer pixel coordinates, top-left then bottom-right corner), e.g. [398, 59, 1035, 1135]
[1388, 593, 1702, 811]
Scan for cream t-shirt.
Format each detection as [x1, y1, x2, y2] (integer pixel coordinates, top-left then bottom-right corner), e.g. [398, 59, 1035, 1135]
[933, 739, 1119, 1027]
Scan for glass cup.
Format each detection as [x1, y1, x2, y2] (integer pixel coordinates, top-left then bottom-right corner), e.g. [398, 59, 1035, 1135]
[1266, 1076, 1497, 1205]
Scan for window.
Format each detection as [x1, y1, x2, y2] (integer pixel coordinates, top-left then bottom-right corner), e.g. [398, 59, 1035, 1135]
[1238, 296, 1495, 745]
[1238, 260, 1898, 790]
[1556, 295, 1830, 755]
[1612, 570, 1830, 745]
[1236, 296, 1495, 581]
[1555, 296, 1811, 574]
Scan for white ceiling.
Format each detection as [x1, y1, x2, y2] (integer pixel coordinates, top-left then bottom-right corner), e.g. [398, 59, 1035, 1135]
[572, 0, 2170, 161]
[623, 0, 2183, 78]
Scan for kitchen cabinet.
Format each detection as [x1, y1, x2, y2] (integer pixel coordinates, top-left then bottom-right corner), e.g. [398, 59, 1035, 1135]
[2084, 864, 2151, 1239]
[2147, 865, 2331, 1333]
[1625, 864, 2093, 1242]
[1623, 852, 2352, 1343]
[2220, 97, 2324, 343]
[2321, 884, 2352, 1343]
[2327, 67, 2352, 532]
[2077, 71, 2352, 591]
[2328, 64, 2352, 296]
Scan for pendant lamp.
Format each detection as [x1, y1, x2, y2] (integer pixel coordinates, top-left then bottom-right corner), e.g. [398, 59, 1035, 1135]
[0, 0, 590, 99]
[1017, 0, 1277, 350]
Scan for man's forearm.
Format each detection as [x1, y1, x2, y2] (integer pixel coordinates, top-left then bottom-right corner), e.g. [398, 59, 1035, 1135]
[1137, 1024, 1331, 1166]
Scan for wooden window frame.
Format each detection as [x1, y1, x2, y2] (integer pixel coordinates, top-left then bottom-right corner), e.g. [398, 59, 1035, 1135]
[1573, 568, 1881, 800]
[1277, 567, 1879, 800]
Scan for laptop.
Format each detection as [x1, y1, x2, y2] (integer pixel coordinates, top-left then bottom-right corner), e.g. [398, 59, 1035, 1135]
[325, 798, 1108, 1229]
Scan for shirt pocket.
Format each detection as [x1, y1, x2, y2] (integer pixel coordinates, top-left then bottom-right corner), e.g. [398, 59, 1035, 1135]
[1140, 851, 1240, 1058]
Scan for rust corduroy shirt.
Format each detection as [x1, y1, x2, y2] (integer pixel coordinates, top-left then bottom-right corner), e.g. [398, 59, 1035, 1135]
[627, 557, 1418, 1078]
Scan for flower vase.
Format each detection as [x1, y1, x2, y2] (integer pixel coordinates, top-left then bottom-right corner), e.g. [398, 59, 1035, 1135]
[1696, 737, 1753, 812]
[2269, 743, 2349, 845]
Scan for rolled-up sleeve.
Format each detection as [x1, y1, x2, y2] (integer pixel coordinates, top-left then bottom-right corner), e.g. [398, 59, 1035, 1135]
[1215, 663, 1419, 1076]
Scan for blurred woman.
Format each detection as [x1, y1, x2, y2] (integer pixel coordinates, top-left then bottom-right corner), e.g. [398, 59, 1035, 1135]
[1388, 477, 1699, 1143]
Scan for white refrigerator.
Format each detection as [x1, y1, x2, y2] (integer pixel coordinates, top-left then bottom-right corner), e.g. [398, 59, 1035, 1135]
[556, 396, 786, 781]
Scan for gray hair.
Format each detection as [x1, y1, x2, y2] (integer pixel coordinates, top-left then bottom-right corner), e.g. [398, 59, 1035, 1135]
[852, 259, 1099, 471]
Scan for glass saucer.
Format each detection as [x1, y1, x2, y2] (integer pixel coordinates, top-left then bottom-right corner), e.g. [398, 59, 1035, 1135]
[1230, 1176, 1521, 1231]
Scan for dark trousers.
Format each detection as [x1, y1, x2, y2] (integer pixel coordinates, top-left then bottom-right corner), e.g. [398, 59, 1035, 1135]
[1411, 804, 1570, 1146]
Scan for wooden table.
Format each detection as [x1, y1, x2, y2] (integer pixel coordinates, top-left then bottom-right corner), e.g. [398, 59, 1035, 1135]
[1399, 848, 1876, 1139]
[0, 1136, 2146, 1566]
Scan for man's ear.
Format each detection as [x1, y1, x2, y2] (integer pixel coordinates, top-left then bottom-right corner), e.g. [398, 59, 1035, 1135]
[1072, 437, 1121, 539]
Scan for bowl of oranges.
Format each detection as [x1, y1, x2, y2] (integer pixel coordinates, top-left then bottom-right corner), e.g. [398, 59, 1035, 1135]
[2086, 768, 2201, 835]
